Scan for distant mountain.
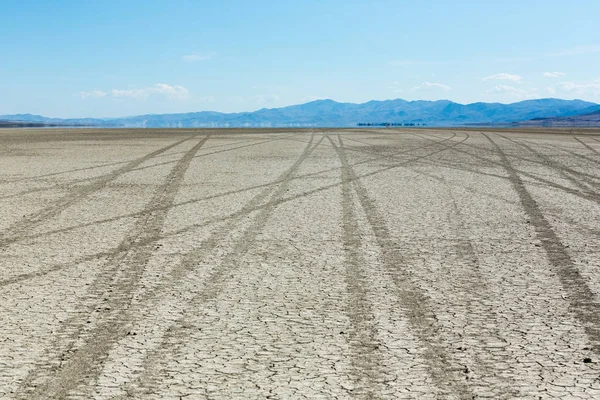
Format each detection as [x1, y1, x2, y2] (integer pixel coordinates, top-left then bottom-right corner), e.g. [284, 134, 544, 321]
[518, 107, 600, 127]
[0, 118, 93, 128]
[2, 98, 598, 128]
[0, 114, 118, 127]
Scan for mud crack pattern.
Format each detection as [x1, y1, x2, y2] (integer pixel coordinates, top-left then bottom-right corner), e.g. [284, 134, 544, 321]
[1, 128, 600, 399]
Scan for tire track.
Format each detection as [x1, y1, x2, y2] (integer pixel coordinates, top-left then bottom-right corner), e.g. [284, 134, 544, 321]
[1, 135, 315, 289]
[2, 133, 462, 289]
[519, 136, 600, 168]
[438, 173, 520, 398]
[0, 135, 195, 249]
[114, 134, 322, 397]
[483, 132, 600, 357]
[127, 132, 297, 175]
[413, 132, 600, 206]
[0, 159, 131, 185]
[331, 135, 475, 399]
[143, 133, 320, 300]
[0, 135, 297, 286]
[15, 135, 211, 399]
[510, 136, 600, 178]
[498, 135, 600, 193]
[1, 133, 458, 250]
[574, 136, 600, 156]
[328, 135, 385, 398]
[0, 135, 277, 200]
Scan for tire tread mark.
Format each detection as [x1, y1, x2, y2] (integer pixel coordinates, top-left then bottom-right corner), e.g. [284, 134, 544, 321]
[328, 135, 384, 398]
[574, 136, 600, 156]
[2, 133, 459, 249]
[2, 134, 464, 288]
[483, 132, 600, 356]
[16, 135, 210, 399]
[439, 172, 520, 398]
[498, 135, 600, 193]
[333, 134, 474, 399]
[0, 135, 280, 199]
[128, 133, 297, 175]
[114, 134, 323, 397]
[414, 132, 600, 206]
[510, 136, 600, 179]
[0, 135, 194, 249]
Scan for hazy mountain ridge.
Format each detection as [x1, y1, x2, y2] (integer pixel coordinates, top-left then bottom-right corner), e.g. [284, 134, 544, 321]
[517, 108, 600, 127]
[2, 98, 598, 128]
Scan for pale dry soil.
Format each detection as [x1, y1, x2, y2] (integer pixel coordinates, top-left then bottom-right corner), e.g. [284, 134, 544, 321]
[1, 128, 600, 399]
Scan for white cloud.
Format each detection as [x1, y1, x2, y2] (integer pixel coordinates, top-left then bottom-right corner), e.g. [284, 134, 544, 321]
[111, 84, 189, 99]
[81, 84, 189, 100]
[547, 86, 556, 94]
[543, 72, 565, 78]
[413, 82, 451, 91]
[182, 54, 212, 62]
[79, 90, 107, 99]
[482, 73, 523, 82]
[486, 85, 531, 97]
[558, 81, 600, 96]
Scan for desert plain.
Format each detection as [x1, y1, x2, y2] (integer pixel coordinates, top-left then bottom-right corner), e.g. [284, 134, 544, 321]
[1, 128, 600, 399]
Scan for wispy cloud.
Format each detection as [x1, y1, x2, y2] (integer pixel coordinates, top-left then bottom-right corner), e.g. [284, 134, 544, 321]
[549, 45, 600, 57]
[482, 73, 523, 82]
[558, 81, 600, 96]
[182, 53, 212, 62]
[486, 85, 531, 98]
[79, 90, 107, 99]
[543, 72, 566, 78]
[413, 82, 451, 91]
[81, 84, 189, 100]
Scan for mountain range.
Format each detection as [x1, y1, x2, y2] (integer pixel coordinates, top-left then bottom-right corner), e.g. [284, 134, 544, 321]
[515, 109, 600, 127]
[2, 98, 600, 128]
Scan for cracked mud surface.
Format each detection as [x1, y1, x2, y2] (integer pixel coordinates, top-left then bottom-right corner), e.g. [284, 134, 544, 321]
[1, 127, 600, 399]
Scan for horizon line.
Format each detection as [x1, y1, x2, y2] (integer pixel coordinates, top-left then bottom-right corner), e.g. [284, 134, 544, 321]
[1, 97, 597, 120]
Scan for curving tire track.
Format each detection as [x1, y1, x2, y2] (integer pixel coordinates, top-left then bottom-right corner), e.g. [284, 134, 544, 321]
[0, 132, 459, 253]
[0, 135, 195, 250]
[103, 133, 323, 397]
[15, 135, 211, 399]
[330, 134, 475, 399]
[0, 134, 283, 201]
[412, 132, 600, 206]
[498, 135, 599, 193]
[498, 135, 600, 184]
[1, 132, 465, 290]
[518, 136, 600, 168]
[483, 133, 600, 357]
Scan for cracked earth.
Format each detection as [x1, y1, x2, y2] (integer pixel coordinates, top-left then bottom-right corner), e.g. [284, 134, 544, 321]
[1, 128, 600, 399]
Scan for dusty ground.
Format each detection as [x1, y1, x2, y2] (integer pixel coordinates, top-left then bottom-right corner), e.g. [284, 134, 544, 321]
[1, 128, 600, 399]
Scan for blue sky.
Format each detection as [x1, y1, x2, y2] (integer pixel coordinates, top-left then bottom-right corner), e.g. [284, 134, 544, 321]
[2, 0, 600, 118]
